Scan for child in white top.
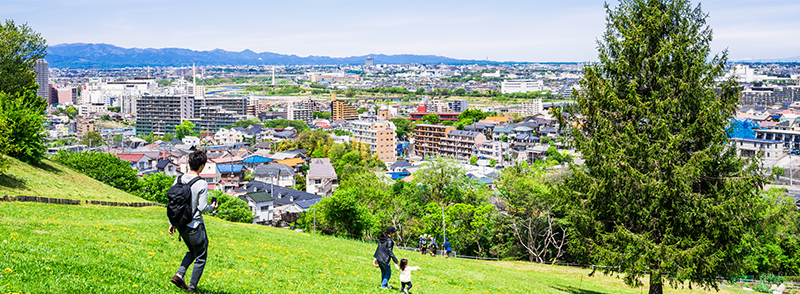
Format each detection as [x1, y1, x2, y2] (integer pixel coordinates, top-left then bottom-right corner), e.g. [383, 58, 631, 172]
[395, 258, 421, 294]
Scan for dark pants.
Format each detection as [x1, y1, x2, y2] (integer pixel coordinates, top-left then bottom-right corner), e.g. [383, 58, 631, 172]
[177, 223, 208, 290]
[402, 281, 413, 292]
[377, 260, 391, 288]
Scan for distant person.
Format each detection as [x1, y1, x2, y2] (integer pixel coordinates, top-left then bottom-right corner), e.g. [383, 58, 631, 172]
[168, 150, 218, 293]
[373, 226, 399, 289]
[395, 258, 421, 294]
[443, 238, 452, 259]
[419, 235, 427, 255]
[429, 237, 438, 257]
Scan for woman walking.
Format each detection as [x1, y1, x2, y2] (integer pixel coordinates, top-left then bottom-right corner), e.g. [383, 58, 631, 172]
[373, 226, 399, 289]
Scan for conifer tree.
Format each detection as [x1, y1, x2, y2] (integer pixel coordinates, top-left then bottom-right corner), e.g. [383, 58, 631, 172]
[556, 1, 765, 293]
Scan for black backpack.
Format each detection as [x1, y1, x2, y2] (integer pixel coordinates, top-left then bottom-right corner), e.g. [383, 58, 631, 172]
[167, 175, 201, 226]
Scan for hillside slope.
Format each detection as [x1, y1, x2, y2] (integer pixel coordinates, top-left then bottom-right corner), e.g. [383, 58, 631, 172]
[0, 201, 735, 294]
[0, 157, 144, 202]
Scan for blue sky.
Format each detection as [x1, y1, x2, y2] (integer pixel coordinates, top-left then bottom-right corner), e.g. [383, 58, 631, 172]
[4, 0, 799, 61]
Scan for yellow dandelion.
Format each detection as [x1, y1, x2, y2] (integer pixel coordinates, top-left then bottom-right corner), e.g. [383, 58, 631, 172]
[4, 268, 12, 274]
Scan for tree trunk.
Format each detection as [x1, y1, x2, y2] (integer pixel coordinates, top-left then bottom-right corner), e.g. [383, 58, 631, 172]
[649, 272, 663, 294]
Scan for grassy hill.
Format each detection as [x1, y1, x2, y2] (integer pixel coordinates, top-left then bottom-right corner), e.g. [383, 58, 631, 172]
[0, 157, 144, 202]
[0, 159, 738, 294]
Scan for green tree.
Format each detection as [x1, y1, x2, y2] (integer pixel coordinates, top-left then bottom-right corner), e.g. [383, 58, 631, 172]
[469, 156, 478, 165]
[390, 118, 415, 141]
[232, 118, 262, 129]
[415, 88, 425, 95]
[489, 158, 496, 167]
[0, 19, 47, 96]
[65, 106, 77, 117]
[345, 88, 356, 98]
[454, 88, 467, 96]
[317, 188, 375, 239]
[357, 107, 367, 114]
[313, 111, 331, 119]
[0, 90, 46, 163]
[458, 109, 488, 122]
[293, 174, 306, 191]
[175, 120, 196, 140]
[80, 131, 103, 147]
[422, 113, 440, 125]
[554, 1, 766, 293]
[211, 190, 254, 223]
[135, 173, 175, 204]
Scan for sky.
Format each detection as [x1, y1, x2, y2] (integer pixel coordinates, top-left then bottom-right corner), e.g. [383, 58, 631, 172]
[3, 0, 800, 62]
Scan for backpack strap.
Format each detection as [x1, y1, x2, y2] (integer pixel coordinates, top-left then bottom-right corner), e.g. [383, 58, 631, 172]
[187, 175, 202, 187]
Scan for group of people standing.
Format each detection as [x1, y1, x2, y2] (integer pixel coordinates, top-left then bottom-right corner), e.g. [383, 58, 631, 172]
[417, 235, 452, 259]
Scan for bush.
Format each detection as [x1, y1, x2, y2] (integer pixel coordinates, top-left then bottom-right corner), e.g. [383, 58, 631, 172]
[761, 272, 784, 284]
[752, 280, 770, 293]
[135, 173, 175, 204]
[54, 150, 140, 193]
[211, 190, 254, 223]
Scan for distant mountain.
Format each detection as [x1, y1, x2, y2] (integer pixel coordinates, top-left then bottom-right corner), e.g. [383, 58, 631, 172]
[45, 43, 494, 68]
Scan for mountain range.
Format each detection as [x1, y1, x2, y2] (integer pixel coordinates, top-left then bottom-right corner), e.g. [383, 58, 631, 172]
[45, 43, 497, 68]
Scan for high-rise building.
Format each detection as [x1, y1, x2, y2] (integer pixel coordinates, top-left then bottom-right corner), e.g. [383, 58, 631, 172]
[439, 130, 489, 161]
[366, 57, 374, 67]
[351, 120, 397, 163]
[286, 101, 312, 124]
[49, 84, 59, 105]
[331, 93, 358, 121]
[34, 59, 49, 101]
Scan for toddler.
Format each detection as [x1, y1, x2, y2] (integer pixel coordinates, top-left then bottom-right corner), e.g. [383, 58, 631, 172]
[395, 258, 421, 294]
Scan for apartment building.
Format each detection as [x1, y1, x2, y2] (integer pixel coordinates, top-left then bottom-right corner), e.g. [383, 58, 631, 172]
[286, 101, 312, 124]
[413, 124, 456, 159]
[476, 141, 509, 162]
[501, 79, 544, 94]
[448, 100, 468, 113]
[135, 94, 194, 135]
[755, 129, 800, 151]
[195, 96, 247, 116]
[439, 130, 489, 161]
[351, 120, 397, 163]
[331, 94, 358, 121]
[507, 99, 543, 117]
[191, 106, 244, 133]
[732, 138, 783, 161]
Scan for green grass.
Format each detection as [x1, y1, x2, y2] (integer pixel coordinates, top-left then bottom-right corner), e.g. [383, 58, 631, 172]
[0, 158, 738, 294]
[0, 157, 144, 202]
[0, 201, 737, 294]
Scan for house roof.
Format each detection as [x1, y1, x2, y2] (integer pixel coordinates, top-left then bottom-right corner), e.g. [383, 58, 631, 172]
[243, 155, 274, 164]
[217, 164, 245, 173]
[307, 161, 337, 179]
[390, 160, 412, 170]
[270, 151, 301, 160]
[513, 126, 534, 132]
[276, 158, 305, 167]
[493, 126, 514, 133]
[254, 141, 271, 149]
[117, 153, 146, 162]
[245, 190, 275, 203]
[447, 130, 480, 137]
[156, 159, 172, 169]
[294, 198, 321, 209]
[273, 131, 296, 138]
[235, 181, 320, 206]
[253, 163, 295, 177]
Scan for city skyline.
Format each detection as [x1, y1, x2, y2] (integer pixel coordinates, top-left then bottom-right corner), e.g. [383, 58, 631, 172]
[3, 0, 800, 62]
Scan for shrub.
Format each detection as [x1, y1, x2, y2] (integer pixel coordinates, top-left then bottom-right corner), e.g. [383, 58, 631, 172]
[53, 150, 140, 192]
[752, 280, 770, 293]
[211, 190, 254, 224]
[135, 173, 175, 204]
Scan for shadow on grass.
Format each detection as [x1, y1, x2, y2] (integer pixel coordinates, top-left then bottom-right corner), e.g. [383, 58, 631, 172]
[0, 174, 26, 190]
[551, 286, 612, 294]
[33, 161, 63, 174]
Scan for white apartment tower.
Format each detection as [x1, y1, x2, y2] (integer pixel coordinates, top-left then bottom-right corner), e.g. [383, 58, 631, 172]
[501, 79, 544, 94]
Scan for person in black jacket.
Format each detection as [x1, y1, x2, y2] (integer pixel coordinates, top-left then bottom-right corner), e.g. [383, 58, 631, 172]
[373, 226, 399, 289]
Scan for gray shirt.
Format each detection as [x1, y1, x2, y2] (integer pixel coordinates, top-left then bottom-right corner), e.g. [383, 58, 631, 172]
[172, 174, 212, 228]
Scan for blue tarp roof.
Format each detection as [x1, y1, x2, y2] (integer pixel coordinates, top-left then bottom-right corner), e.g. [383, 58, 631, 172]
[243, 155, 274, 164]
[387, 171, 410, 180]
[217, 164, 244, 173]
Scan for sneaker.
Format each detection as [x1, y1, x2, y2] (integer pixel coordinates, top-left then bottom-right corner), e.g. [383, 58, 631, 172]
[186, 287, 196, 293]
[170, 275, 188, 290]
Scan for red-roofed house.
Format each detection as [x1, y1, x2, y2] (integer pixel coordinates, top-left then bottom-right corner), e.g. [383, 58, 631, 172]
[117, 153, 153, 170]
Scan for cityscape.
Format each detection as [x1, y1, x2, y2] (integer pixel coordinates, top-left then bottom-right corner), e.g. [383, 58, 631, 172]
[3, 0, 800, 293]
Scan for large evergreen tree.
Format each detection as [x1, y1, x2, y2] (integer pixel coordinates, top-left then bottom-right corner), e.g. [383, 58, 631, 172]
[556, 1, 765, 293]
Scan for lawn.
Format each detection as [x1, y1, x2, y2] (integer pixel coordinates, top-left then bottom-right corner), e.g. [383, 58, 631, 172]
[0, 157, 143, 202]
[0, 201, 737, 294]
[0, 158, 738, 294]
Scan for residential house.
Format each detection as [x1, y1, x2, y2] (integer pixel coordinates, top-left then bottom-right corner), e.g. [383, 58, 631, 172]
[214, 128, 245, 144]
[732, 138, 784, 161]
[156, 159, 181, 176]
[217, 164, 245, 192]
[511, 126, 538, 151]
[117, 153, 153, 170]
[476, 141, 509, 163]
[253, 163, 296, 187]
[306, 158, 338, 196]
[182, 136, 201, 146]
[492, 125, 515, 142]
[239, 190, 275, 224]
